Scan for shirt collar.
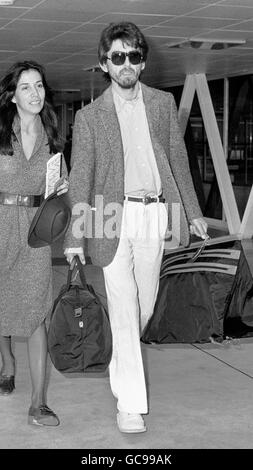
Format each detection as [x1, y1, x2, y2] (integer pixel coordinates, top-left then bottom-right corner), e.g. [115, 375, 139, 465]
[112, 83, 143, 114]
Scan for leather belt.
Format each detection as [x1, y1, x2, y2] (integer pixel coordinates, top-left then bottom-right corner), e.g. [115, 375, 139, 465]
[0, 192, 44, 207]
[124, 195, 165, 205]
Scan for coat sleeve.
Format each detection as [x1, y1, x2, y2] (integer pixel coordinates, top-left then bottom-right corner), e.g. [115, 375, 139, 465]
[63, 108, 95, 250]
[167, 94, 203, 222]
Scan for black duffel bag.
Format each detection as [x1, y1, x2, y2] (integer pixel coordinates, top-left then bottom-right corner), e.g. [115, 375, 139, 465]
[141, 236, 253, 344]
[48, 256, 112, 373]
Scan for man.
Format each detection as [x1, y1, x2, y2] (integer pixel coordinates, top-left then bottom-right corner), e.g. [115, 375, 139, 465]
[64, 22, 207, 434]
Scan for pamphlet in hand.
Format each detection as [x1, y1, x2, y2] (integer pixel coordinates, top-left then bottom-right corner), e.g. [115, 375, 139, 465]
[45, 152, 62, 198]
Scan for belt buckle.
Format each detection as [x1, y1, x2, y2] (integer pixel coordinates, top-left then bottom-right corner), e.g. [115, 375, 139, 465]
[142, 196, 152, 205]
[17, 194, 23, 206]
[5, 194, 18, 205]
[17, 195, 30, 206]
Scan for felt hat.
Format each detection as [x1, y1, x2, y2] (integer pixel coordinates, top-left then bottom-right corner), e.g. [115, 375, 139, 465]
[28, 192, 71, 248]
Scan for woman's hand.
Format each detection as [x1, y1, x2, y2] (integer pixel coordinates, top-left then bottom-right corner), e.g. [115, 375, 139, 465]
[54, 176, 69, 195]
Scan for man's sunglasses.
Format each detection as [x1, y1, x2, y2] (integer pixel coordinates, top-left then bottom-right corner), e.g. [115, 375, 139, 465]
[106, 50, 143, 66]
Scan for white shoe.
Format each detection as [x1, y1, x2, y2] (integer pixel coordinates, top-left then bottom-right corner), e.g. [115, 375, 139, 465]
[117, 411, 147, 433]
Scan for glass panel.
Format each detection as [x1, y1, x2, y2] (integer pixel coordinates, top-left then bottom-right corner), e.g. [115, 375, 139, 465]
[228, 75, 253, 187]
[188, 80, 224, 220]
[163, 81, 225, 221]
[163, 76, 253, 225]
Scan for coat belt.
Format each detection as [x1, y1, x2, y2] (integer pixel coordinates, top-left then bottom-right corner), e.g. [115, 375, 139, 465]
[0, 192, 44, 207]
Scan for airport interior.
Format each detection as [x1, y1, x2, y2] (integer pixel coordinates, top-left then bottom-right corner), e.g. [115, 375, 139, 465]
[1, 0, 253, 450]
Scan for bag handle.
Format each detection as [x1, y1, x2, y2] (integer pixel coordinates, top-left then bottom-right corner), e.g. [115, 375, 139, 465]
[188, 235, 210, 263]
[66, 255, 88, 290]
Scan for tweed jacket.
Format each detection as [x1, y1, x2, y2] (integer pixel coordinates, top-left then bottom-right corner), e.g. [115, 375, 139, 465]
[64, 82, 203, 267]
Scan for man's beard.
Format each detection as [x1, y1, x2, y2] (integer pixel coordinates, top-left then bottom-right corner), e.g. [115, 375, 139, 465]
[119, 78, 137, 89]
[113, 67, 140, 89]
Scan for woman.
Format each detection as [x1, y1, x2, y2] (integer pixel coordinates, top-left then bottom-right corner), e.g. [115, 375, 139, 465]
[0, 60, 68, 426]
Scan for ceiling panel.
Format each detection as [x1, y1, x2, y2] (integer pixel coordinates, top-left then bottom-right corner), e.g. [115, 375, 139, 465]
[5, 18, 82, 32]
[14, 0, 43, 5]
[0, 18, 9, 26]
[200, 29, 253, 41]
[222, 0, 253, 6]
[0, 6, 30, 18]
[88, 13, 177, 27]
[223, 19, 253, 31]
[22, 9, 99, 22]
[162, 16, 241, 29]
[189, 5, 253, 20]
[0, 0, 252, 102]
[73, 22, 109, 34]
[0, 28, 58, 44]
[143, 25, 212, 37]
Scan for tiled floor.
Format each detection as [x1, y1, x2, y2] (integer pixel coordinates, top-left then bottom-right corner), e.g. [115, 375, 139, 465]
[1, 236, 253, 449]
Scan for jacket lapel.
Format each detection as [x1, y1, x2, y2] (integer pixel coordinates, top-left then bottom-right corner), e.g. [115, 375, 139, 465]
[96, 86, 124, 196]
[142, 83, 161, 139]
[98, 87, 122, 148]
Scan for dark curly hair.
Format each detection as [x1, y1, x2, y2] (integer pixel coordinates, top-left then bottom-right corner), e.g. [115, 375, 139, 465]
[0, 60, 63, 155]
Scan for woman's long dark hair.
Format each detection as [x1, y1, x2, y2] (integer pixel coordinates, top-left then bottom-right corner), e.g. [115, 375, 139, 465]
[0, 60, 63, 155]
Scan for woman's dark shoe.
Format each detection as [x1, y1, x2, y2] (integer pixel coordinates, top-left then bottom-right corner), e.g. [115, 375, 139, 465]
[28, 404, 60, 427]
[0, 375, 15, 395]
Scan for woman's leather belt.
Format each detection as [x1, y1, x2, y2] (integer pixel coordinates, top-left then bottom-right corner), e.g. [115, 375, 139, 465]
[0, 192, 44, 207]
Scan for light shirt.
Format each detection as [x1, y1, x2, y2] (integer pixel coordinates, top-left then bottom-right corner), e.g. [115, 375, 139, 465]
[112, 84, 162, 197]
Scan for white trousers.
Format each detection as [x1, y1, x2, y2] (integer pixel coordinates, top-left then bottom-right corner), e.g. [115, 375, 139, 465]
[103, 200, 168, 413]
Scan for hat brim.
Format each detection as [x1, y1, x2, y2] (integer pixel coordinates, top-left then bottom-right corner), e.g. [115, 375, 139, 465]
[28, 192, 71, 248]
